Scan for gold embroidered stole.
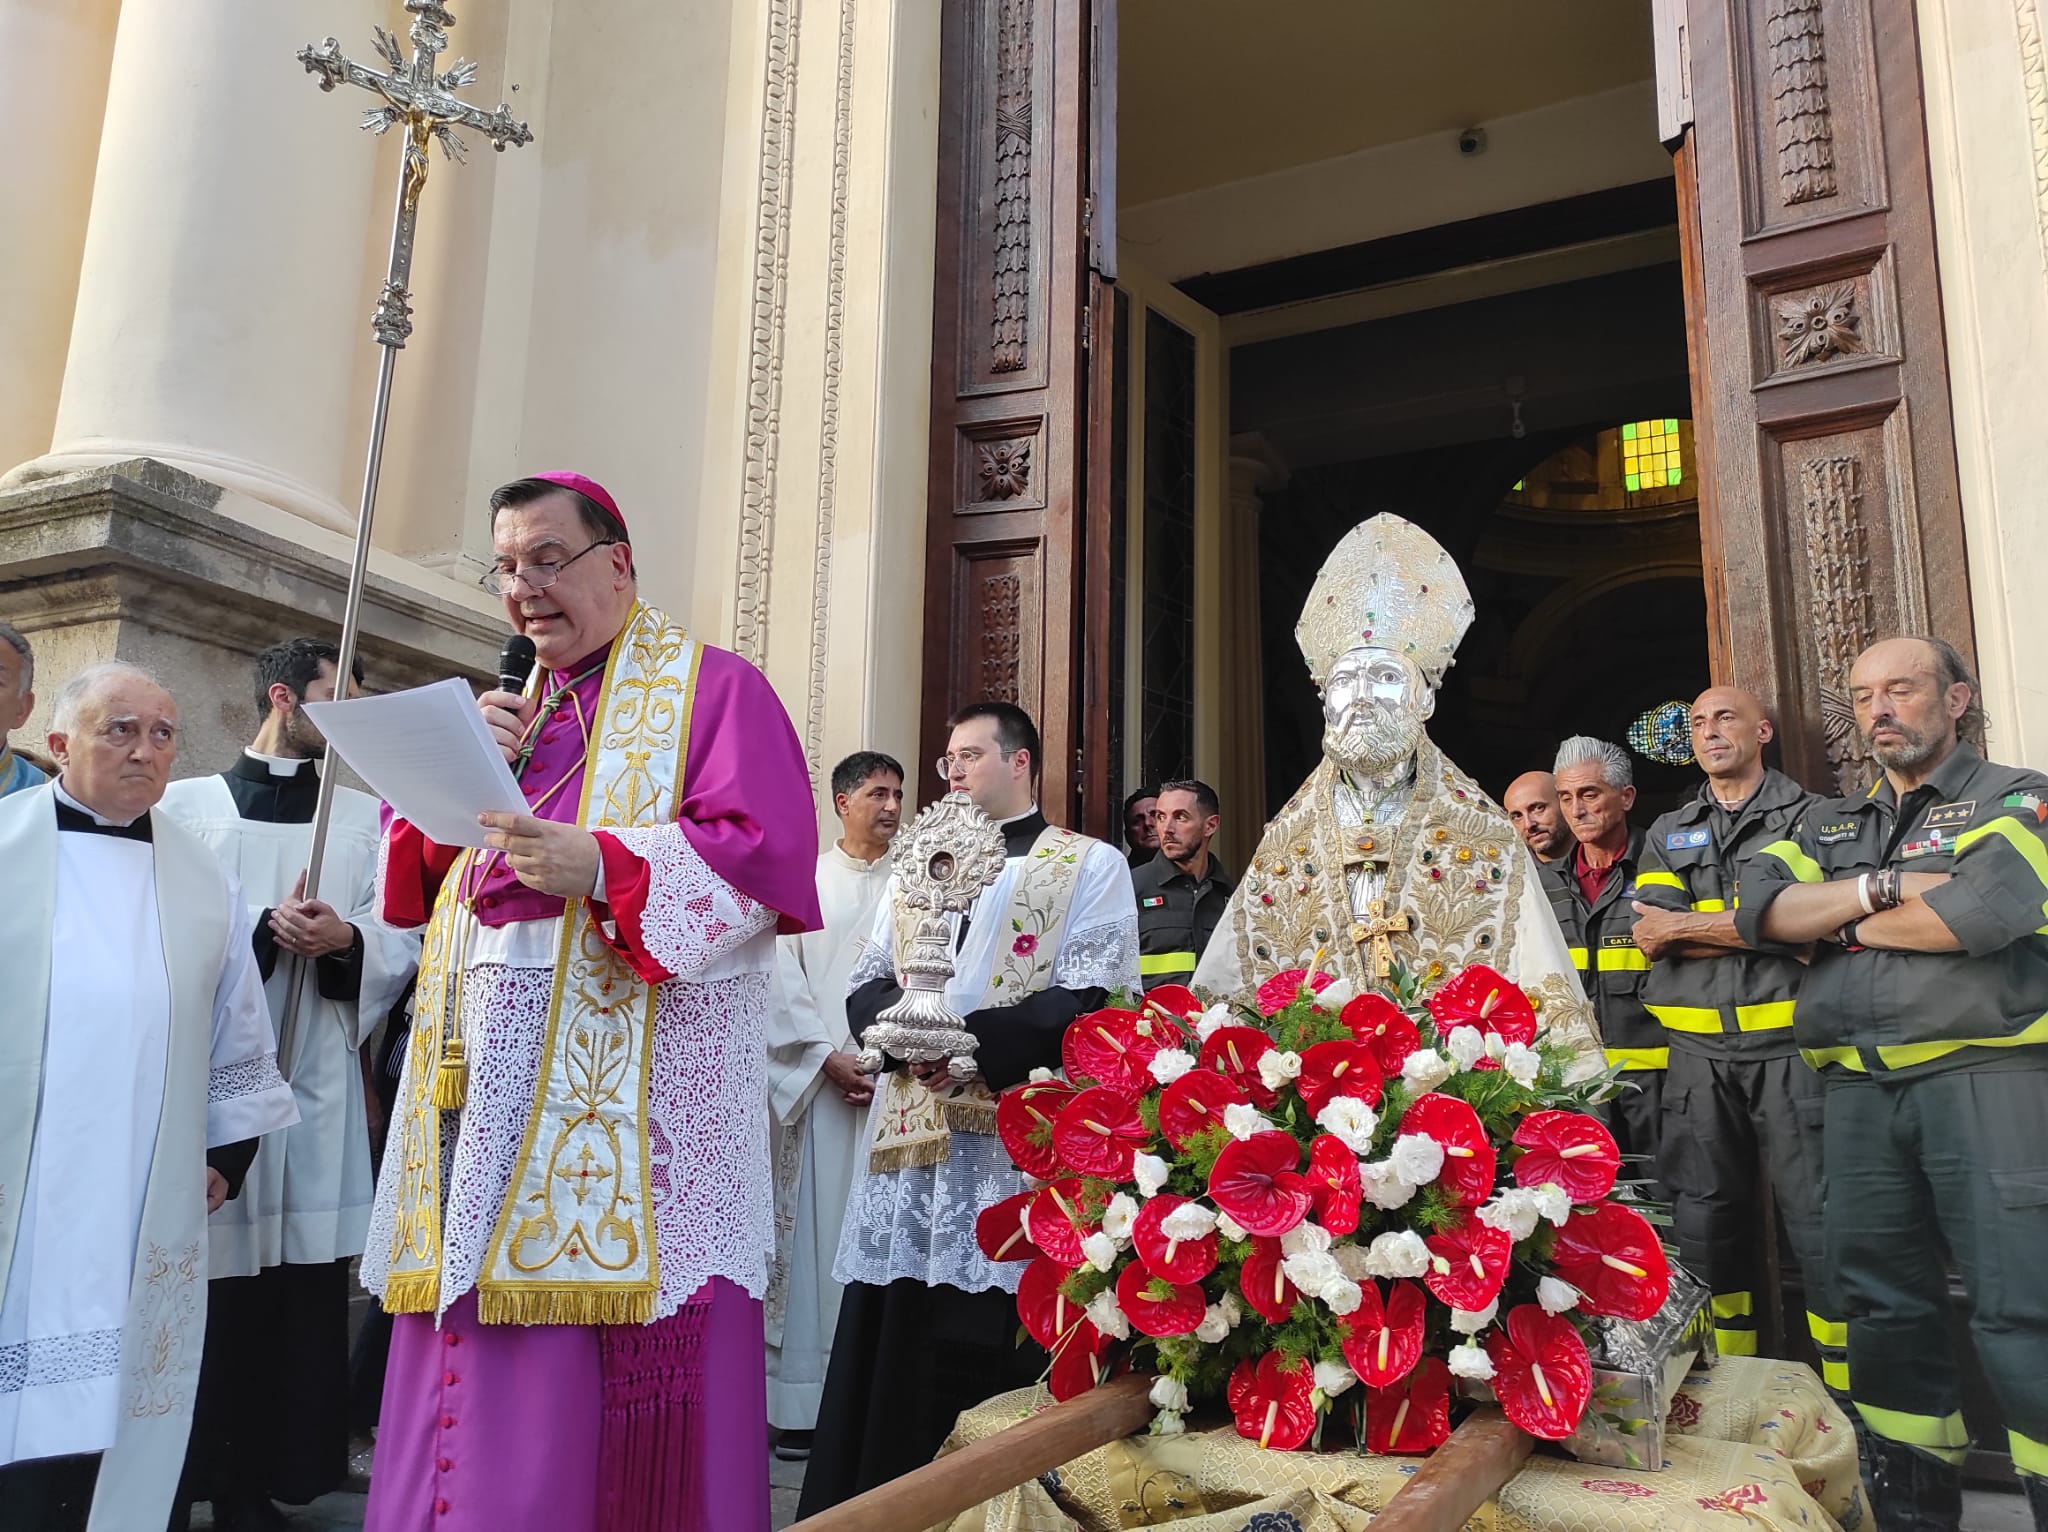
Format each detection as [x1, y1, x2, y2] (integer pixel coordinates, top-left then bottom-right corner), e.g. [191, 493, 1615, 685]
[867, 826, 1090, 1173]
[1231, 747, 1527, 996]
[383, 603, 699, 1325]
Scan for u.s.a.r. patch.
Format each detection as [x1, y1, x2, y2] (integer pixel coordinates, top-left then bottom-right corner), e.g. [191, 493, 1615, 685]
[1815, 821, 1860, 845]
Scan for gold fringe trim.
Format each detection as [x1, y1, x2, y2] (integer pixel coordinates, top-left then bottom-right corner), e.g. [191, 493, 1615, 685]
[382, 1269, 443, 1316]
[942, 1098, 999, 1137]
[868, 1135, 953, 1175]
[430, 1038, 468, 1110]
[476, 1283, 656, 1327]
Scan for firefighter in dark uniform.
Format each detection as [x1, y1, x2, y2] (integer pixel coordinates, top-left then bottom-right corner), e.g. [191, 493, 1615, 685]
[1627, 686, 1844, 1388]
[1545, 736, 1667, 1192]
[1744, 637, 2048, 1532]
[1134, 779, 1233, 991]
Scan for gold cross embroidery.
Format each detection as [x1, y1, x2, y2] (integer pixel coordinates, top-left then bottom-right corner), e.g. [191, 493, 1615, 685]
[1350, 898, 1411, 978]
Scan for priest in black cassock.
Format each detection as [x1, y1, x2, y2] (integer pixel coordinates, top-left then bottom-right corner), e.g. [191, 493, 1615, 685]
[161, 639, 419, 1530]
[797, 703, 1140, 1513]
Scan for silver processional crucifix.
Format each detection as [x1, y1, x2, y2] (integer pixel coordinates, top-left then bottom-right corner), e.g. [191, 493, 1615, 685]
[276, 2, 533, 1077]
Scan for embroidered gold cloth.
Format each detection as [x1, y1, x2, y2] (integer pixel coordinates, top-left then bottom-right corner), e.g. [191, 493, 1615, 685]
[930, 1355, 1868, 1532]
[384, 603, 699, 1325]
[868, 827, 1089, 1173]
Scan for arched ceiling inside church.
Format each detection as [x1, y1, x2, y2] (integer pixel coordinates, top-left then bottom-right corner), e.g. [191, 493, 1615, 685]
[1118, 0, 1657, 209]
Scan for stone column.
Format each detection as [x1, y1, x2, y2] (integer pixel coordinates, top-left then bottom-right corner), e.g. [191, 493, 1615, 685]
[1221, 435, 1287, 876]
[1, 1, 383, 530]
[0, 0, 120, 478]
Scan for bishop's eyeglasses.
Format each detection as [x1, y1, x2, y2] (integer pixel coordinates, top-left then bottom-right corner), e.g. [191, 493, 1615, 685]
[480, 538, 618, 596]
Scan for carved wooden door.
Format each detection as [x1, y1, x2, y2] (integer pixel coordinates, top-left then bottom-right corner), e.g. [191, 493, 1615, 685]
[920, 0, 1112, 830]
[1673, 0, 1970, 794]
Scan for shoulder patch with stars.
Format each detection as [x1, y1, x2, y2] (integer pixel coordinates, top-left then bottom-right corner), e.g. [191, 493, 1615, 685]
[1920, 801, 1977, 832]
[1814, 821, 1861, 845]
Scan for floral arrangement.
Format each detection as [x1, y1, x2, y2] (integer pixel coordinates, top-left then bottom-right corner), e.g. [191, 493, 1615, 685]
[982, 965, 1670, 1452]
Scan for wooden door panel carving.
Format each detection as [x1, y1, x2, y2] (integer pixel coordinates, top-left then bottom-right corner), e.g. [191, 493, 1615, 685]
[1681, 0, 1969, 795]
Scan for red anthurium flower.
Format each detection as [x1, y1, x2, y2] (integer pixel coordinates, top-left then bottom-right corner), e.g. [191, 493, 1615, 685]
[1421, 1209, 1512, 1312]
[995, 1081, 1076, 1180]
[1239, 1235, 1303, 1323]
[1365, 1355, 1452, 1454]
[1140, 984, 1203, 1024]
[1485, 1305, 1594, 1439]
[1017, 1255, 1090, 1349]
[1023, 1177, 1096, 1267]
[1425, 965, 1538, 1049]
[1227, 1353, 1318, 1450]
[1050, 1087, 1151, 1179]
[1255, 967, 1334, 1018]
[1295, 1038, 1384, 1118]
[1342, 995, 1421, 1076]
[1115, 1259, 1206, 1337]
[1157, 1070, 1248, 1151]
[1339, 1278, 1427, 1389]
[1399, 1094, 1497, 1207]
[1132, 1194, 1218, 1284]
[1306, 1134, 1363, 1235]
[1208, 1131, 1314, 1237]
[1511, 1110, 1620, 1204]
[1062, 1009, 1159, 1099]
[973, 1190, 1042, 1264]
[1198, 1025, 1279, 1108]
[1046, 1314, 1110, 1402]
[1549, 1202, 1670, 1321]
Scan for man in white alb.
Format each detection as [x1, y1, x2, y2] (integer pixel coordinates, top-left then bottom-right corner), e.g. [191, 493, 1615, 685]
[0, 664, 298, 1531]
[765, 750, 903, 1459]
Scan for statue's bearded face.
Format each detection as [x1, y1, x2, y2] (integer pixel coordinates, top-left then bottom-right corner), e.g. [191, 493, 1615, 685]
[1319, 646, 1433, 773]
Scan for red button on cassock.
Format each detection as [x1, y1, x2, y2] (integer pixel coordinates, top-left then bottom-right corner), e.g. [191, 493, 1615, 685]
[443, 1372, 458, 1387]
[440, 1415, 457, 1429]
[435, 1498, 450, 1515]
[438, 1458, 453, 1472]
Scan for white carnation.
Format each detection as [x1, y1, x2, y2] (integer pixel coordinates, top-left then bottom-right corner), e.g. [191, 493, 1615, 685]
[1316, 974, 1357, 1008]
[1148, 1048, 1196, 1085]
[1159, 1201, 1218, 1241]
[1363, 1229, 1431, 1280]
[1502, 1041, 1542, 1088]
[1322, 1276, 1364, 1316]
[1028, 1067, 1058, 1084]
[1195, 1004, 1235, 1042]
[1280, 1221, 1332, 1258]
[1257, 1049, 1304, 1092]
[1331, 1242, 1372, 1281]
[1476, 1188, 1542, 1243]
[1449, 1296, 1500, 1335]
[1222, 1102, 1265, 1141]
[1149, 1375, 1190, 1412]
[1402, 1049, 1453, 1092]
[1085, 1288, 1131, 1341]
[1444, 1026, 1486, 1071]
[1282, 1250, 1342, 1297]
[1194, 1303, 1232, 1343]
[1314, 1359, 1360, 1398]
[1484, 1031, 1509, 1060]
[1360, 1159, 1418, 1211]
[1447, 1340, 1497, 1381]
[1151, 1408, 1187, 1436]
[1218, 1291, 1245, 1326]
[1216, 1211, 1249, 1243]
[1080, 1231, 1118, 1273]
[1537, 1276, 1581, 1315]
[1531, 1182, 1573, 1226]
[1389, 1132, 1446, 1188]
[1132, 1153, 1172, 1199]
[1315, 1096, 1380, 1154]
[1101, 1193, 1140, 1244]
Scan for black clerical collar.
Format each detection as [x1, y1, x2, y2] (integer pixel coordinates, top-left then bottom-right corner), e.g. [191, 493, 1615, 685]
[225, 749, 322, 822]
[52, 784, 152, 841]
[999, 806, 1049, 858]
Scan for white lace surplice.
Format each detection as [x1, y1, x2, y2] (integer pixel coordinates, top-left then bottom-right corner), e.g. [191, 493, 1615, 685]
[360, 828, 779, 1321]
[833, 839, 1139, 1296]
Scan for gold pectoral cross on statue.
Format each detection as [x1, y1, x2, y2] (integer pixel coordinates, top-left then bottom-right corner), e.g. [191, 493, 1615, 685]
[1351, 898, 1410, 979]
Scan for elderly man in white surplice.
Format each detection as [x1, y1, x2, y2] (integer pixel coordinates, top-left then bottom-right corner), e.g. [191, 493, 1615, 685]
[1195, 515, 1603, 1075]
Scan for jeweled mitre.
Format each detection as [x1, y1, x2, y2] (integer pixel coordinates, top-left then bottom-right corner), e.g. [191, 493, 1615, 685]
[1295, 514, 1476, 686]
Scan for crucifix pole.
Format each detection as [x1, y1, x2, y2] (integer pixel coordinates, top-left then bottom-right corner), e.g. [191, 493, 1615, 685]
[275, 2, 532, 1078]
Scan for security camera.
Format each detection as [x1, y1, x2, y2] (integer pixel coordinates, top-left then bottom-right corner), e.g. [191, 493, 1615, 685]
[1457, 127, 1488, 157]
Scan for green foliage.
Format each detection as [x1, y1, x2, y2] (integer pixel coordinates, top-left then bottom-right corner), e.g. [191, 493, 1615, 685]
[1270, 1296, 1346, 1369]
[1271, 999, 1351, 1054]
[1406, 1186, 1463, 1236]
[1135, 1092, 1163, 1139]
[1177, 1123, 1233, 1182]
[1059, 1262, 1113, 1306]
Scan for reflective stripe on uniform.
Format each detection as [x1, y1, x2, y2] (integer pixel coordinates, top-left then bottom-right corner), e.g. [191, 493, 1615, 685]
[1605, 1046, 1669, 1071]
[1692, 897, 1730, 912]
[1139, 952, 1198, 976]
[1636, 870, 1686, 891]
[1737, 1001, 1794, 1031]
[1952, 815, 2048, 915]
[2011, 1428, 2048, 1477]
[1854, 1403, 1970, 1464]
[1710, 1292, 1753, 1319]
[1596, 947, 1651, 972]
[1760, 840, 1825, 884]
[1568, 946, 1589, 971]
[1647, 999, 1793, 1035]
[1801, 1046, 1869, 1073]
[1872, 1009, 2048, 1070]
[1808, 1311, 1848, 1348]
[1822, 1359, 1851, 1390]
[1715, 1328, 1759, 1356]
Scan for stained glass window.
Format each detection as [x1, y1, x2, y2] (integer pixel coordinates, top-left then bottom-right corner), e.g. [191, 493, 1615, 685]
[1621, 418, 1683, 491]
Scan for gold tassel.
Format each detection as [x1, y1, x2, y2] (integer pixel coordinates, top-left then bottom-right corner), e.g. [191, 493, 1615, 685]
[381, 1269, 442, 1316]
[867, 1136, 954, 1175]
[941, 1098, 1000, 1137]
[430, 1034, 468, 1110]
[476, 1283, 656, 1327]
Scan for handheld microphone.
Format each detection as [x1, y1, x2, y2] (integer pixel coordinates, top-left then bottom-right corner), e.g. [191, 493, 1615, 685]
[498, 633, 537, 698]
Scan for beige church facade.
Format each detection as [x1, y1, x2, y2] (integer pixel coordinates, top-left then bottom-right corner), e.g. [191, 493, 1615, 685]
[2, 0, 2047, 859]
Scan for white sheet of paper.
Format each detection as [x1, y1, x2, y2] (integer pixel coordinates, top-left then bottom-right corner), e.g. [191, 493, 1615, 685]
[302, 676, 526, 848]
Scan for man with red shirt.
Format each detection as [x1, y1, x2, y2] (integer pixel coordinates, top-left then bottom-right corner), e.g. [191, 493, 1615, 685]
[359, 473, 820, 1532]
[1544, 735, 1665, 1190]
